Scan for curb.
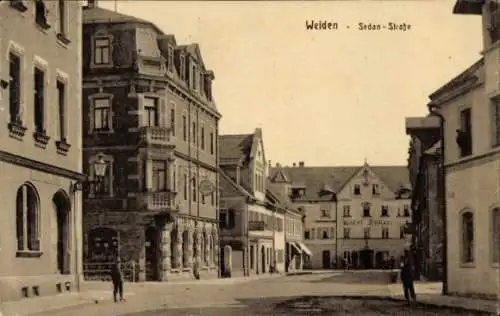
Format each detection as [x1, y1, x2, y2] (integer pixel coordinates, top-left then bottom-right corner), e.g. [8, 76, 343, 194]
[274, 295, 498, 315]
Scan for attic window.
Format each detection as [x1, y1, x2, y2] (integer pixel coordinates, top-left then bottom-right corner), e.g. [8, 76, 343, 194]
[353, 184, 361, 195]
[35, 0, 51, 29]
[179, 55, 185, 80]
[167, 45, 174, 71]
[372, 184, 380, 195]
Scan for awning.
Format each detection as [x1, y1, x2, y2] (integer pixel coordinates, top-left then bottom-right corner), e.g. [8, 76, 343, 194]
[296, 241, 312, 256]
[290, 242, 302, 254]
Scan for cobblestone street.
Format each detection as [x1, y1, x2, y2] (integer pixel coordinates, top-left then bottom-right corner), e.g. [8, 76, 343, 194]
[27, 271, 496, 316]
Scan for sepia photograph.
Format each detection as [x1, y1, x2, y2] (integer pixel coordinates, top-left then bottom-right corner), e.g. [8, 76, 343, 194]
[0, 0, 499, 315]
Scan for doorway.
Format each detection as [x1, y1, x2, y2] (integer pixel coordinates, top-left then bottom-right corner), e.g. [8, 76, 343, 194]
[322, 250, 331, 269]
[145, 226, 160, 281]
[360, 249, 374, 269]
[53, 190, 71, 275]
[261, 246, 266, 273]
[375, 251, 384, 269]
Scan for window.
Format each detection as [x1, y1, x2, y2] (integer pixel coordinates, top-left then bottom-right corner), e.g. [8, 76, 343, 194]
[35, 0, 50, 29]
[462, 212, 474, 263]
[354, 184, 361, 195]
[210, 191, 215, 206]
[330, 227, 335, 239]
[363, 227, 370, 239]
[93, 98, 110, 131]
[192, 176, 197, 202]
[493, 100, 500, 147]
[227, 209, 235, 228]
[362, 203, 371, 217]
[200, 72, 204, 95]
[183, 174, 187, 200]
[400, 225, 405, 239]
[343, 205, 351, 217]
[94, 37, 111, 65]
[344, 228, 350, 239]
[322, 229, 328, 240]
[219, 212, 227, 229]
[167, 46, 174, 71]
[192, 122, 196, 144]
[381, 205, 389, 217]
[57, 80, 66, 140]
[170, 108, 175, 136]
[172, 169, 176, 192]
[16, 183, 40, 252]
[321, 209, 330, 217]
[34, 67, 45, 134]
[179, 55, 185, 80]
[492, 208, 500, 263]
[182, 115, 187, 141]
[152, 160, 166, 192]
[311, 228, 316, 240]
[57, 0, 66, 35]
[191, 64, 198, 90]
[210, 132, 214, 154]
[372, 184, 380, 195]
[382, 227, 389, 239]
[201, 192, 206, 204]
[458, 108, 472, 157]
[144, 97, 158, 127]
[201, 127, 205, 150]
[9, 53, 21, 124]
[403, 205, 410, 217]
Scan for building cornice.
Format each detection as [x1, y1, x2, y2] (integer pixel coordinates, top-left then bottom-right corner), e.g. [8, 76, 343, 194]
[0, 150, 86, 181]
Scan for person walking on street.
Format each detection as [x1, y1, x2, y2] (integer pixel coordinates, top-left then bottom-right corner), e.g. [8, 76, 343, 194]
[110, 258, 125, 303]
[400, 249, 416, 305]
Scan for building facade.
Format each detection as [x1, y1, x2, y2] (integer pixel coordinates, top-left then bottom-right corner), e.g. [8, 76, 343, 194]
[406, 116, 444, 281]
[423, 0, 500, 299]
[82, 1, 221, 281]
[0, 0, 84, 301]
[270, 162, 411, 270]
[218, 128, 287, 276]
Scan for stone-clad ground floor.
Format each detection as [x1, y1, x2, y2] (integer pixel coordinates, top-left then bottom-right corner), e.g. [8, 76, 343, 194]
[83, 211, 219, 281]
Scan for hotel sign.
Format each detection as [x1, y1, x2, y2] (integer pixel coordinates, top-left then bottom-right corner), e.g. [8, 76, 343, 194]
[343, 219, 392, 226]
[248, 220, 265, 231]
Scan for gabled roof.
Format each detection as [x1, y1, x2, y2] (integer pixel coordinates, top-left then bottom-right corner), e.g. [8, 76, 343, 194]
[266, 180, 299, 213]
[183, 43, 208, 72]
[269, 165, 410, 201]
[218, 133, 254, 165]
[270, 167, 290, 183]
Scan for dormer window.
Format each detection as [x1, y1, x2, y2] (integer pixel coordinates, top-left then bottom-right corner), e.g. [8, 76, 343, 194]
[191, 63, 198, 90]
[35, 0, 51, 29]
[179, 55, 185, 80]
[167, 45, 174, 72]
[94, 37, 111, 66]
[354, 184, 361, 195]
[199, 72, 204, 95]
[372, 184, 380, 195]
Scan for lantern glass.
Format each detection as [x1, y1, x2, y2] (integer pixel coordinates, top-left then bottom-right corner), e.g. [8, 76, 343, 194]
[93, 155, 107, 178]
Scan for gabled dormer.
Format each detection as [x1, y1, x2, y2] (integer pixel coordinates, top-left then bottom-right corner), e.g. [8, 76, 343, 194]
[249, 128, 267, 202]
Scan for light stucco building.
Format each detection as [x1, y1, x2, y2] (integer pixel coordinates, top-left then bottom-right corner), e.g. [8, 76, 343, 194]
[0, 0, 84, 301]
[422, 0, 500, 299]
[270, 162, 411, 270]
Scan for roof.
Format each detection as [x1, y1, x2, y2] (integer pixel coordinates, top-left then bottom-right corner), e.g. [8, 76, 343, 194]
[266, 180, 299, 213]
[269, 165, 410, 201]
[428, 58, 483, 105]
[424, 140, 441, 156]
[218, 134, 254, 164]
[83, 6, 164, 33]
[219, 170, 254, 200]
[453, 0, 484, 14]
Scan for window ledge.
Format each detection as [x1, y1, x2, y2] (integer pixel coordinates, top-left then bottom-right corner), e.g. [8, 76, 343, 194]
[56, 33, 71, 45]
[55, 139, 71, 155]
[16, 251, 43, 258]
[460, 262, 476, 269]
[33, 131, 50, 148]
[8, 121, 27, 140]
[10, 1, 28, 12]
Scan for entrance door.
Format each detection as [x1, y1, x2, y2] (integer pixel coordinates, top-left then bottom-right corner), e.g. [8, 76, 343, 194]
[322, 250, 331, 269]
[145, 226, 160, 281]
[375, 252, 383, 269]
[360, 249, 374, 269]
[53, 190, 71, 275]
[261, 246, 266, 273]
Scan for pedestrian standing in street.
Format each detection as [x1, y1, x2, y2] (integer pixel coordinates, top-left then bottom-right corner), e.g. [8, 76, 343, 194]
[400, 249, 416, 305]
[110, 258, 125, 303]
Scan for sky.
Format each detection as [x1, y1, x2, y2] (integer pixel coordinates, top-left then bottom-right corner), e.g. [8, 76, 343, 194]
[98, 0, 483, 167]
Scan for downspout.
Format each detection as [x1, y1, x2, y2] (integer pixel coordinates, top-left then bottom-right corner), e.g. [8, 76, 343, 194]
[334, 197, 338, 268]
[245, 197, 250, 276]
[215, 121, 220, 278]
[429, 107, 447, 296]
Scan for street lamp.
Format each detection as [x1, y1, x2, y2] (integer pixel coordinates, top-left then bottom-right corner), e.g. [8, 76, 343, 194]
[72, 153, 108, 192]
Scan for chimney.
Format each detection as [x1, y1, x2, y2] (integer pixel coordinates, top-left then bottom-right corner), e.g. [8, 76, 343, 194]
[299, 161, 305, 167]
[87, 0, 99, 8]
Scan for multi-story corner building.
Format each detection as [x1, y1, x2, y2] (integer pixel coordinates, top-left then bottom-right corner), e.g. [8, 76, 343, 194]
[269, 162, 411, 270]
[0, 1, 84, 301]
[218, 128, 287, 275]
[420, 0, 500, 299]
[82, 1, 221, 281]
[405, 116, 444, 281]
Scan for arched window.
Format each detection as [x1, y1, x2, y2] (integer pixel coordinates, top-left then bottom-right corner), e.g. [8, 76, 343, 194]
[16, 183, 41, 252]
[461, 211, 474, 263]
[492, 208, 500, 264]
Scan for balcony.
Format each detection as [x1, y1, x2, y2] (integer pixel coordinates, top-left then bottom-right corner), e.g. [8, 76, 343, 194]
[139, 126, 174, 148]
[248, 220, 265, 231]
[137, 191, 177, 214]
